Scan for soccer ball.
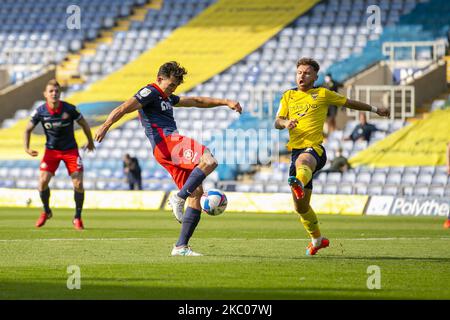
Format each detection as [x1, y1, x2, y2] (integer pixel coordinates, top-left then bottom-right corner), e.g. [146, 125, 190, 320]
[200, 189, 227, 216]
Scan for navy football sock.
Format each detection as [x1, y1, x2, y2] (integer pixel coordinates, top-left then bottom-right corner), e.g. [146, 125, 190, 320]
[176, 207, 201, 247]
[39, 188, 51, 214]
[177, 167, 206, 200]
[74, 191, 84, 219]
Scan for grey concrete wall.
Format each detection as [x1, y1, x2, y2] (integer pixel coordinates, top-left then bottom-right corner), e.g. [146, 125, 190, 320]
[0, 69, 9, 90]
[413, 61, 447, 109]
[0, 67, 56, 121]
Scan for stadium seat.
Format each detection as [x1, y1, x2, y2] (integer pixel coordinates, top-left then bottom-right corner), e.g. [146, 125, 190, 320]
[383, 186, 399, 196]
[357, 172, 372, 184]
[414, 186, 429, 197]
[386, 173, 402, 184]
[339, 184, 353, 195]
[435, 166, 448, 175]
[235, 184, 251, 193]
[278, 184, 291, 193]
[403, 186, 414, 196]
[444, 187, 450, 197]
[432, 174, 448, 186]
[341, 172, 356, 183]
[389, 166, 405, 175]
[371, 172, 387, 185]
[417, 174, 432, 186]
[428, 187, 444, 197]
[327, 172, 342, 184]
[401, 173, 418, 185]
[355, 185, 368, 195]
[404, 166, 420, 175]
[323, 184, 338, 195]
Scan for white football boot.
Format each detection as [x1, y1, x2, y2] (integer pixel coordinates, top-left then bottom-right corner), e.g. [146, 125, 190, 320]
[168, 193, 185, 223]
[171, 245, 203, 256]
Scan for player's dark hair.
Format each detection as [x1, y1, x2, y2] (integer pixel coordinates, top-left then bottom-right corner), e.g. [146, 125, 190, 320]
[158, 61, 187, 83]
[46, 79, 61, 88]
[296, 58, 320, 73]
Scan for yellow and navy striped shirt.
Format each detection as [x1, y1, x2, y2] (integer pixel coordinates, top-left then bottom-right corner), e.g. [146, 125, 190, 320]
[276, 87, 347, 153]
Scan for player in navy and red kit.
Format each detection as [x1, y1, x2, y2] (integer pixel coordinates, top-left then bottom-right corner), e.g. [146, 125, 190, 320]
[95, 61, 242, 256]
[24, 79, 95, 230]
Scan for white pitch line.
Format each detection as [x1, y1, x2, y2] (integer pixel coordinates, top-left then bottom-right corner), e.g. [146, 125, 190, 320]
[0, 237, 449, 243]
[0, 238, 144, 242]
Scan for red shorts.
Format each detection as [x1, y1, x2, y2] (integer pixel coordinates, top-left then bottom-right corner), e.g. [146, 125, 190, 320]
[153, 134, 206, 189]
[40, 148, 83, 175]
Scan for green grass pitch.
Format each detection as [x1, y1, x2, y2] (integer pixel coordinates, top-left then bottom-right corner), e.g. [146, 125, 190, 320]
[0, 208, 449, 299]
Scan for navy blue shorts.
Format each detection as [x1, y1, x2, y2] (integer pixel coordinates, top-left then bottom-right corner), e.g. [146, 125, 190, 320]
[289, 145, 327, 190]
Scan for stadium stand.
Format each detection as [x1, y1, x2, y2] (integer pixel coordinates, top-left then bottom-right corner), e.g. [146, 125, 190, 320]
[0, 0, 148, 85]
[327, 0, 450, 83]
[74, 0, 217, 91]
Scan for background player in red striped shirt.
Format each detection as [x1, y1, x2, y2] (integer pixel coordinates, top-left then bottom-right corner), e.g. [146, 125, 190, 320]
[24, 79, 95, 230]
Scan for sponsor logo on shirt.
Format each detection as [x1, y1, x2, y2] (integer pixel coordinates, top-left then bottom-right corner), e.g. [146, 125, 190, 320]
[139, 88, 151, 97]
[183, 149, 193, 160]
[161, 101, 172, 111]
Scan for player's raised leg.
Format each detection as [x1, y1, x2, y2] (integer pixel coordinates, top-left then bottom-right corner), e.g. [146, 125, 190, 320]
[290, 152, 329, 255]
[171, 185, 204, 256]
[71, 171, 85, 230]
[169, 149, 217, 222]
[288, 152, 315, 200]
[36, 171, 53, 227]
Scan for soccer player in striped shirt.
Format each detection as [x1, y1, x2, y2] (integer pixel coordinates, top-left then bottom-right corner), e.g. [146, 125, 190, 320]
[275, 58, 390, 255]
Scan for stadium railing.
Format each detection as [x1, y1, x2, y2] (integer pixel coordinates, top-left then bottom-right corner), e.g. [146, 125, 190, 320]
[345, 85, 415, 121]
[382, 39, 448, 68]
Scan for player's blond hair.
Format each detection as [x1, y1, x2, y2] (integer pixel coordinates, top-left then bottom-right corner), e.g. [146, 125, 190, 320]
[45, 79, 61, 89]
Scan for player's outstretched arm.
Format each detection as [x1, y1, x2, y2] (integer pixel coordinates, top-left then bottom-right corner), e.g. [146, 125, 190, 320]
[177, 96, 242, 114]
[95, 97, 142, 143]
[77, 117, 95, 152]
[344, 99, 390, 118]
[274, 116, 298, 130]
[24, 121, 38, 157]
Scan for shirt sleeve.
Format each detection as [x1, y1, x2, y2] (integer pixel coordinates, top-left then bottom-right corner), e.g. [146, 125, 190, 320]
[276, 91, 289, 118]
[325, 88, 347, 106]
[30, 108, 40, 125]
[170, 94, 180, 106]
[70, 105, 83, 121]
[134, 86, 156, 107]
